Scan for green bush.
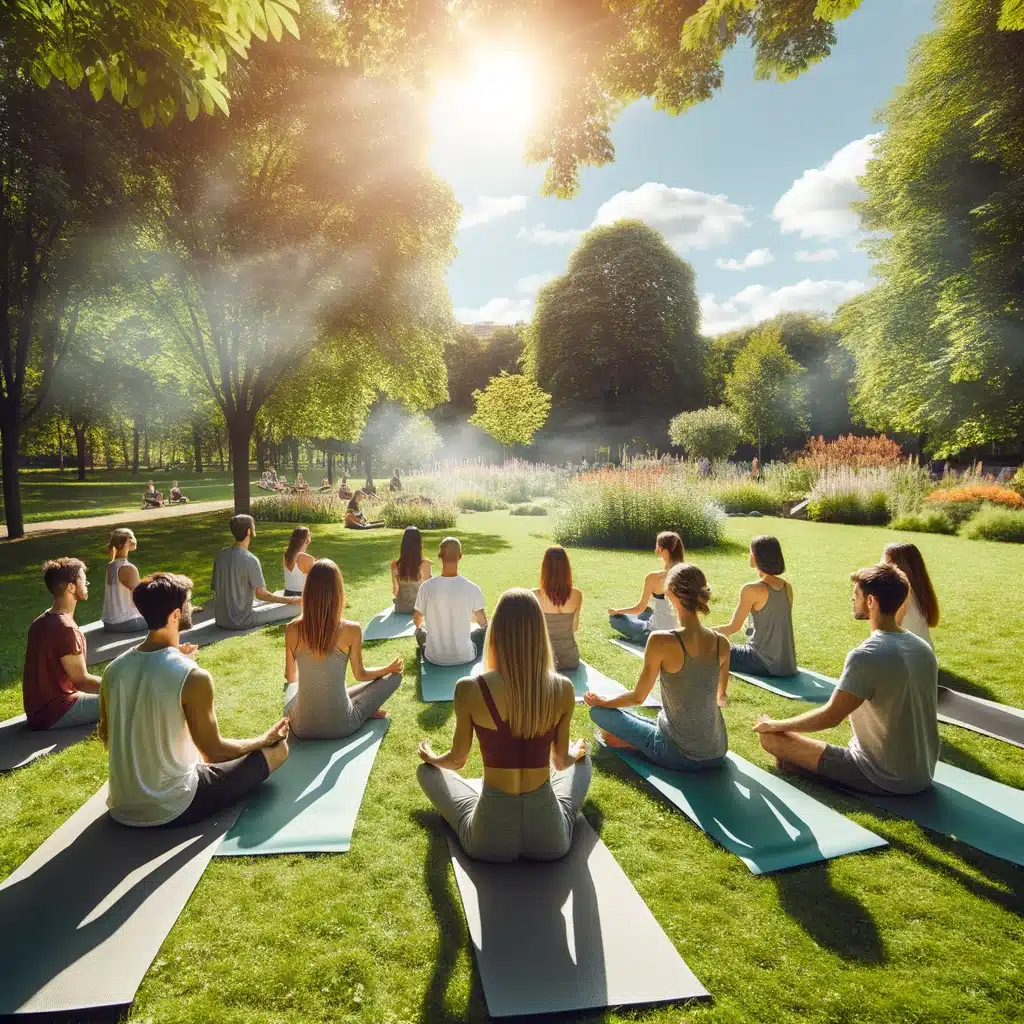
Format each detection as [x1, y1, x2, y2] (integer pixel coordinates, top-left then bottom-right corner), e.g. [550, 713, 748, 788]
[502, 479, 532, 504]
[807, 490, 889, 526]
[1008, 467, 1024, 496]
[668, 406, 743, 461]
[379, 500, 459, 531]
[960, 505, 1024, 543]
[890, 510, 956, 535]
[456, 492, 507, 512]
[710, 482, 783, 516]
[762, 462, 817, 502]
[252, 493, 348, 524]
[920, 498, 981, 528]
[510, 503, 548, 516]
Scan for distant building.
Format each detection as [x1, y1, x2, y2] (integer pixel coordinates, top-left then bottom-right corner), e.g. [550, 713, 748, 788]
[467, 322, 498, 339]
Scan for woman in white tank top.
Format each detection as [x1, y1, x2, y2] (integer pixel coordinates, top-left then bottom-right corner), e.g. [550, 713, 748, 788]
[103, 528, 147, 632]
[883, 542, 939, 649]
[282, 527, 316, 596]
[608, 532, 685, 644]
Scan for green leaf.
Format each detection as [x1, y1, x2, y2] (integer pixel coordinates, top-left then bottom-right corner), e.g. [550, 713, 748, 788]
[109, 68, 127, 104]
[185, 88, 200, 121]
[251, 6, 269, 41]
[264, 1, 283, 42]
[998, 0, 1024, 31]
[200, 76, 231, 116]
[219, 26, 250, 59]
[88, 66, 107, 101]
[270, 1, 300, 39]
[29, 61, 51, 88]
[158, 95, 177, 126]
[274, 0, 299, 11]
[139, 104, 156, 128]
[813, 0, 861, 19]
[65, 57, 84, 89]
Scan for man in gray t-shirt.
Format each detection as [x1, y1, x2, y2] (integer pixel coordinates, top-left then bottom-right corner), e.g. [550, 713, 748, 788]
[212, 515, 300, 630]
[753, 562, 939, 796]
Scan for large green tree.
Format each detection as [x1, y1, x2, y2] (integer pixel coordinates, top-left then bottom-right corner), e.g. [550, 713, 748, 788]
[525, 222, 705, 422]
[442, 324, 524, 416]
[840, 0, 1024, 455]
[469, 372, 551, 450]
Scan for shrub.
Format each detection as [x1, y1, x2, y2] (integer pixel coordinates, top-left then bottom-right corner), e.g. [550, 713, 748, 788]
[455, 491, 506, 512]
[378, 500, 459, 531]
[762, 462, 818, 501]
[960, 506, 1024, 543]
[252, 493, 348, 524]
[890, 511, 956, 535]
[668, 406, 743, 461]
[799, 434, 903, 470]
[807, 468, 889, 525]
[1010, 467, 1024, 496]
[510, 503, 548, 516]
[923, 485, 1023, 527]
[709, 482, 783, 516]
[883, 462, 933, 520]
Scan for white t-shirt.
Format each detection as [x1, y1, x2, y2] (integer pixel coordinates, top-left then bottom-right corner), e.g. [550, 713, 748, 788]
[901, 593, 933, 649]
[838, 629, 939, 794]
[415, 574, 485, 665]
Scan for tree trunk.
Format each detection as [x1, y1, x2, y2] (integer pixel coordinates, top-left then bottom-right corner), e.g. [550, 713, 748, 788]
[218, 433, 225, 471]
[193, 424, 204, 474]
[292, 439, 299, 474]
[229, 414, 253, 514]
[327, 447, 334, 484]
[144, 428, 150, 468]
[56, 417, 65, 472]
[0, 413, 25, 540]
[132, 420, 140, 474]
[74, 424, 87, 481]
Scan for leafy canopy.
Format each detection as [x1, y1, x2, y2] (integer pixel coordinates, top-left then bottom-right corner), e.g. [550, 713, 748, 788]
[669, 406, 744, 462]
[470, 372, 551, 449]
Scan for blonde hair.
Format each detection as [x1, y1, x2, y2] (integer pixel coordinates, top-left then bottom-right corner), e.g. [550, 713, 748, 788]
[484, 588, 561, 738]
[296, 560, 344, 657]
[439, 536, 462, 562]
[108, 528, 136, 556]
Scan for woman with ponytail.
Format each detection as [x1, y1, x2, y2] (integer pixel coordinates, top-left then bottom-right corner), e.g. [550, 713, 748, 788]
[102, 528, 148, 632]
[607, 532, 686, 645]
[585, 563, 729, 770]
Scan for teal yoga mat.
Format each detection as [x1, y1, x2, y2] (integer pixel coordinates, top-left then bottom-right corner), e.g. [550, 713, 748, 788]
[856, 761, 1024, 867]
[609, 637, 647, 658]
[419, 656, 484, 702]
[564, 662, 632, 702]
[729, 668, 836, 702]
[216, 719, 389, 856]
[363, 606, 417, 641]
[609, 747, 887, 874]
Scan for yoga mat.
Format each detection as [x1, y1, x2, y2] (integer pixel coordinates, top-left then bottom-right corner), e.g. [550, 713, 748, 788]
[729, 668, 836, 703]
[567, 661, 662, 708]
[0, 714, 96, 773]
[216, 719, 389, 856]
[446, 793, 708, 1017]
[363, 606, 416, 641]
[937, 687, 1024, 749]
[608, 747, 887, 874]
[419, 655, 484, 702]
[856, 761, 1024, 867]
[609, 636, 647, 659]
[0, 785, 240, 1016]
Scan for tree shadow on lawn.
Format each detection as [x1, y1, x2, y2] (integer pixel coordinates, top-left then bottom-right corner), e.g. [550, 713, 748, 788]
[938, 667, 1002, 704]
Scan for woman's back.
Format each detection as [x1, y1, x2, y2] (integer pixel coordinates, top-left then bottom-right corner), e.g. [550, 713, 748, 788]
[290, 644, 352, 739]
[283, 558, 308, 594]
[902, 593, 933, 648]
[543, 611, 579, 671]
[103, 559, 137, 624]
[658, 630, 728, 760]
[750, 581, 797, 675]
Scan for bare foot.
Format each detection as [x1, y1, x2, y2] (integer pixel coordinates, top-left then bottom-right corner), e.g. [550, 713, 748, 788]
[371, 709, 390, 719]
[594, 728, 637, 751]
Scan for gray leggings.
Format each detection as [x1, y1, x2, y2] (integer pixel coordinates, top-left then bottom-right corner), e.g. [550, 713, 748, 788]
[417, 754, 593, 862]
[283, 672, 401, 739]
[51, 693, 101, 730]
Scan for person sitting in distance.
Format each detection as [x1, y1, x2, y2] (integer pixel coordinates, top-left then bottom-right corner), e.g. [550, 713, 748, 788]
[142, 480, 163, 509]
[533, 545, 583, 671]
[284, 560, 403, 739]
[282, 526, 316, 596]
[344, 491, 384, 530]
[753, 563, 939, 795]
[212, 514, 301, 630]
[103, 528, 147, 633]
[392, 525, 432, 613]
[99, 572, 289, 827]
[414, 537, 487, 665]
[337, 476, 353, 501]
[586, 564, 729, 768]
[389, 469, 402, 493]
[417, 588, 591, 862]
[293, 471, 311, 492]
[608, 532, 685, 645]
[362, 476, 377, 496]
[317, 477, 332, 492]
[23, 558, 102, 731]
[713, 535, 797, 677]
[169, 480, 189, 504]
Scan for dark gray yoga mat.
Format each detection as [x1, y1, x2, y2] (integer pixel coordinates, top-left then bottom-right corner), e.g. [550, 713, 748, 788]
[937, 687, 1024, 749]
[363, 606, 417, 641]
[0, 714, 95, 773]
[447, 814, 709, 1017]
[0, 785, 240, 1016]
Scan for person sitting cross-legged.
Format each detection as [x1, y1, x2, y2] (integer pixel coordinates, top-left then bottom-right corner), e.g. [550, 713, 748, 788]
[23, 558, 102, 731]
[414, 537, 487, 666]
[102, 528, 148, 633]
[337, 476, 353, 501]
[753, 563, 939, 796]
[142, 480, 163, 509]
[212, 514, 301, 630]
[99, 572, 289, 827]
[389, 468, 402, 493]
[607, 531, 685, 644]
[344, 491, 384, 530]
[169, 480, 188, 504]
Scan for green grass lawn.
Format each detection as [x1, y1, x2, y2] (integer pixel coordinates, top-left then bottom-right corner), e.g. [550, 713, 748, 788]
[1, 513, 1022, 1023]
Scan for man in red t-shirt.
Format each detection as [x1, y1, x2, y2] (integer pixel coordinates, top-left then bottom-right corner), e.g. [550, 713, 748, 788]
[23, 558, 103, 730]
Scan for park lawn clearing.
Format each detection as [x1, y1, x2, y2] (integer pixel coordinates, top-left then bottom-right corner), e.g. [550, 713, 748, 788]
[0, 512, 1022, 1023]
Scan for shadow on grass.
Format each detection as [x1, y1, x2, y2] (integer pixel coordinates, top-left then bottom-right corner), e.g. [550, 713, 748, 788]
[936, 734, 1009, 780]
[937, 667, 1001, 704]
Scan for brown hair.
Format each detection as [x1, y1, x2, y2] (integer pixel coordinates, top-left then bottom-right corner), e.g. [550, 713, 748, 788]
[540, 545, 572, 607]
[883, 542, 939, 627]
[42, 557, 86, 597]
[347, 493, 363, 512]
[133, 572, 193, 630]
[397, 526, 423, 581]
[751, 535, 785, 576]
[665, 563, 711, 616]
[656, 531, 685, 563]
[107, 528, 136, 556]
[230, 514, 255, 542]
[284, 527, 311, 570]
[850, 563, 909, 616]
[297, 560, 344, 657]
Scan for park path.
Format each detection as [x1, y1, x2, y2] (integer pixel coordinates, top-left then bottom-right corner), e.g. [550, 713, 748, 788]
[0, 499, 234, 540]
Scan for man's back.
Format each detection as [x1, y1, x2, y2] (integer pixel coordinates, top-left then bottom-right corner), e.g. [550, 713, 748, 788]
[213, 546, 264, 629]
[23, 611, 83, 728]
[104, 646, 201, 826]
[840, 629, 939, 794]
[416, 574, 484, 665]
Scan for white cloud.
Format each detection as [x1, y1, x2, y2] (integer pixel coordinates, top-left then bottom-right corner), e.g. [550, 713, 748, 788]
[700, 278, 868, 336]
[516, 272, 557, 294]
[773, 134, 881, 239]
[517, 223, 584, 245]
[716, 248, 775, 271]
[459, 195, 528, 230]
[594, 183, 749, 250]
[455, 296, 533, 325]
[795, 248, 841, 263]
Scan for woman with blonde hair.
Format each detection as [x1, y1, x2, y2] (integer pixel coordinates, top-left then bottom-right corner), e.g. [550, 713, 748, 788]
[391, 526, 432, 613]
[586, 563, 729, 769]
[533, 545, 583, 671]
[102, 528, 148, 632]
[608, 531, 685, 644]
[284, 560, 403, 739]
[882, 541, 939, 648]
[417, 588, 591, 862]
[282, 526, 316, 596]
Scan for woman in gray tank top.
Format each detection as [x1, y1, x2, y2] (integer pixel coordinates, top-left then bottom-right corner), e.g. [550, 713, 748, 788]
[608, 532, 685, 645]
[532, 546, 583, 670]
[284, 560, 404, 739]
[714, 535, 798, 676]
[391, 526, 432, 614]
[586, 563, 729, 769]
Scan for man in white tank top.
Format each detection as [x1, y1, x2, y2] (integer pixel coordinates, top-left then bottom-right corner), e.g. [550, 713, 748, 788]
[99, 572, 290, 827]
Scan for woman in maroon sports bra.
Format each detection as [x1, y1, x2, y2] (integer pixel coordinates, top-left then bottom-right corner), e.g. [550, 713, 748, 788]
[417, 588, 591, 862]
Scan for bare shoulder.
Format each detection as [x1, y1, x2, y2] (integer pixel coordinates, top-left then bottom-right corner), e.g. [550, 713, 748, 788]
[182, 665, 214, 701]
[571, 588, 584, 607]
[339, 619, 361, 642]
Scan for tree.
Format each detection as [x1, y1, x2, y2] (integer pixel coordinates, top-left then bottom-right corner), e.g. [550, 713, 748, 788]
[725, 325, 808, 459]
[840, 0, 1024, 456]
[470, 372, 551, 451]
[668, 406, 743, 462]
[525, 222, 705, 423]
[442, 324, 524, 416]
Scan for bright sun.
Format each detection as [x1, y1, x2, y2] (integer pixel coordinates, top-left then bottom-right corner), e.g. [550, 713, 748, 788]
[429, 48, 538, 146]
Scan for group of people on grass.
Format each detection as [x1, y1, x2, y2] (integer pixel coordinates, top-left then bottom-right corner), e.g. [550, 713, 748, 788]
[20, 513, 941, 859]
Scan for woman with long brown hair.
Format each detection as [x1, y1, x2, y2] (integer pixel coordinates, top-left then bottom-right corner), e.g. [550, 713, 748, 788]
[608, 531, 685, 644]
[283, 560, 403, 738]
[417, 588, 591, 862]
[282, 526, 315, 596]
[391, 526, 432, 613]
[533, 545, 583, 670]
[344, 491, 384, 530]
[882, 541, 939, 648]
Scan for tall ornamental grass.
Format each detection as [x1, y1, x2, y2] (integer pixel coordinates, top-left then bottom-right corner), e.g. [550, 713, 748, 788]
[711, 482, 784, 516]
[379, 500, 459, 531]
[807, 468, 889, 526]
[405, 458, 567, 505]
[252, 492, 349, 524]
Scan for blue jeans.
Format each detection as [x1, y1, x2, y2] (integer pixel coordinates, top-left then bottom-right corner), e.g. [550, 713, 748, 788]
[729, 644, 769, 675]
[609, 610, 652, 644]
[589, 706, 724, 771]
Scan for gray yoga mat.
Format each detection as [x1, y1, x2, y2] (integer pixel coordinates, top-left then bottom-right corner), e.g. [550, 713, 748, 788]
[855, 760, 1024, 867]
[419, 655, 484, 702]
[363, 606, 417, 641]
[608, 746, 887, 874]
[0, 714, 96, 773]
[216, 719, 389, 856]
[936, 687, 1024, 749]
[0, 785, 240, 1016]
[446, 804, 709, 1016]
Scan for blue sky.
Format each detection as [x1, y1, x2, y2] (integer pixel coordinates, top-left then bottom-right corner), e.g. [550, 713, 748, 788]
[429, 0, 937, 335]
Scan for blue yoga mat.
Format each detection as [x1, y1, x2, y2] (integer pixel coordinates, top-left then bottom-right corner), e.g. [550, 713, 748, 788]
[608, 746, 886, 874]
[856, 761, 1024, 867]
[216, 719, 389, 856]
[420, 656, 484, 702]
[729, 668, 837, 702]
[563, 662, 632, 702]
[363, 606, 417, 641]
